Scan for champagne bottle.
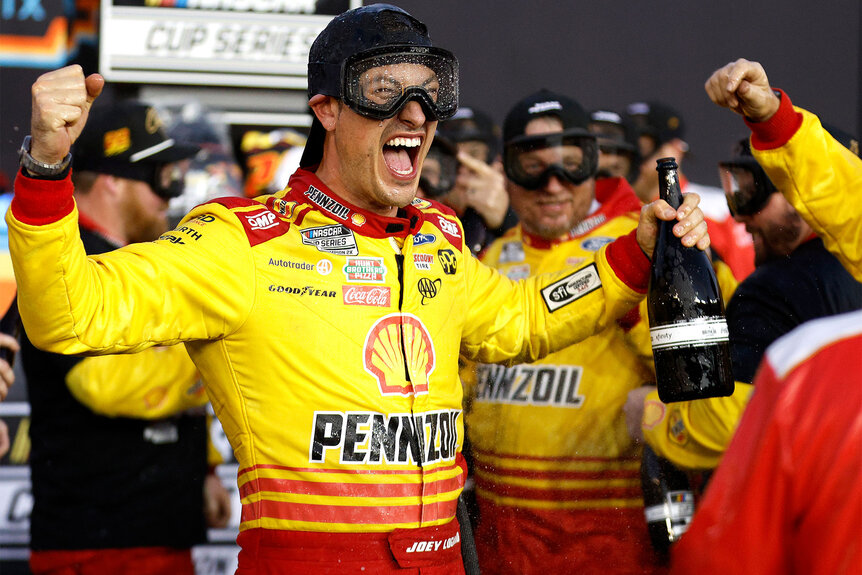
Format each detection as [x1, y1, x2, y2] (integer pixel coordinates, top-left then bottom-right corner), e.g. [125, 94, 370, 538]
[641, 445, 695, 555]
[647, 157, 734, 402]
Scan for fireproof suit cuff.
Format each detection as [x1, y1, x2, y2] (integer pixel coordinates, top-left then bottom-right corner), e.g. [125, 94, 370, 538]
[12, 169, 75, 225]
[744, 89, 803, 151]
[605, 229, 650, 293]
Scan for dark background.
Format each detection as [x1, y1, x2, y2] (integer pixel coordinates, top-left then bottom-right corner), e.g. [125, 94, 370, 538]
[1, 0, 860, 188]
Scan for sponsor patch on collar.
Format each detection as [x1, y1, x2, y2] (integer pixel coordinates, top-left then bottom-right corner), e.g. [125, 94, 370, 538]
[304, 185, 350, 220]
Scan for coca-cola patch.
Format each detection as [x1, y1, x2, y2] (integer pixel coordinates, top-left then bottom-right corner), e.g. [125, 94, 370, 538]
[343, 285, 391, 307]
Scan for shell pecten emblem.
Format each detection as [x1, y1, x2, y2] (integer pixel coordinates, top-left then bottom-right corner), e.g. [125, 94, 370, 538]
[364, 313, 436, 396]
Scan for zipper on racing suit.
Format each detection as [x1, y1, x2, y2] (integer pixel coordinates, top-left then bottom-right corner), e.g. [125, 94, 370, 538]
[395, 253, 412, 383]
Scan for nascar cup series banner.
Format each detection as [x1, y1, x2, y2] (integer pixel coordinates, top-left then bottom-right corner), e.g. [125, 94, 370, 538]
[99, 0, 361, 88]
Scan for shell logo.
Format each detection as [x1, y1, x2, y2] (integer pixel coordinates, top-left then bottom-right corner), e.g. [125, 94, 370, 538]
[363, 313, 435, 396]
[351, 213, 367, 226]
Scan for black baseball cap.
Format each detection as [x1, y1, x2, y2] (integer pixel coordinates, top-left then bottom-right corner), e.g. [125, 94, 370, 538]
[73, 100, 199, 184]
[626, 100, 687, 152]
[588, 109, 639, 154]
[503, 89, 591, 144]
[437, 106, 500, 159]
[300, 4, 441, 169]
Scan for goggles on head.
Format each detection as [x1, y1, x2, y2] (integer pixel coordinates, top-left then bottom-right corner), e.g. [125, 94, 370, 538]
[504, 129, 599, 190]
[419, 137, 459, 198]
[342, 45, 459, 121]
[718, 159, 776, 217]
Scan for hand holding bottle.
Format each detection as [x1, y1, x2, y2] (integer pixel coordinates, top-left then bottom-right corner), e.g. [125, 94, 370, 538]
[647, 158, 734, 403]
[636, 191, 709, 259]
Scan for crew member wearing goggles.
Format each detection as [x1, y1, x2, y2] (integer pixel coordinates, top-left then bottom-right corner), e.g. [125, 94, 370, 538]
[467, 89, 669, 575]
[504, 130, 599, 191]
[11, 4, 712, 575]
[718, 140, 777, 218]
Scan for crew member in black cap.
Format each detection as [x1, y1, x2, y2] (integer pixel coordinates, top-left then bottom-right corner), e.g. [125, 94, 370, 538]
[435, 107, 518, 255]
[588, 108, 640, 182]
[626, 100, 755, 281]
[10, 5, 711, 574]
[465, 89, 667, 575]
[16, 100, 234, 575]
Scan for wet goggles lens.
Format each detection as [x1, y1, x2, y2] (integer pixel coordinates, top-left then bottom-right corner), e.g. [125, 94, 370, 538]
[718, 161, 775, 217]
[504, 130, 599, 189]
[419, 138, 459, 198]
[342, 46, 459, 121]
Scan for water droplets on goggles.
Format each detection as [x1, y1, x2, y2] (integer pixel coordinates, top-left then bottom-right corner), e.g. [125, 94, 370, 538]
[342, 45, 459, 121]
[718, 159, 776, 217]
[504, 129, 599, 190]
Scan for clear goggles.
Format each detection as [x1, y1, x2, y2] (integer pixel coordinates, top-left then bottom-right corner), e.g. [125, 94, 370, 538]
[342, 45, 459, 121]
[504, 129, 599, 189]
[718, 160, 776, 217]
[419, 137, 459, 198]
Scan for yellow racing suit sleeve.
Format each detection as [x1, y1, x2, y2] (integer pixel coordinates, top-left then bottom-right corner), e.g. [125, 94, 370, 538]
[749, 101, 862, 281]
[641, 383, 754, 470]
[459, 237, 648, 366]
[7, 200, 256, 356]
[65, 344, 206, 419]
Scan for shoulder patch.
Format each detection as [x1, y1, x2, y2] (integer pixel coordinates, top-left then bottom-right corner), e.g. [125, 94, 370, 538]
[427, 213, 464, 251]
[208, 197, 290, 247]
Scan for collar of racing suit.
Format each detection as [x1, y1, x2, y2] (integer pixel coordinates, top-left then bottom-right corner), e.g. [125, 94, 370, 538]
[284, 168, 427, 238]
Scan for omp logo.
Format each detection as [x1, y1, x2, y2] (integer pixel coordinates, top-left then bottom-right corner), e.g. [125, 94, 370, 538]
[246, 210, 278, 230]
[438, 249, 457, 275]
[437, 216, 461, 238]
[364, 313, 435, 396]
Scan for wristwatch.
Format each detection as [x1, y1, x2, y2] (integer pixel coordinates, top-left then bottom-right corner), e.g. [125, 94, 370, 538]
[18, 135, 72, 177]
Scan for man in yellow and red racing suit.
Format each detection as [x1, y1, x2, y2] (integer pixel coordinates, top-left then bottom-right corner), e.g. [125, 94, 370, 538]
[629, 59, 862, 475]
[706, 57, 862, 281]
[468, 181, 667, 574]
[465, 90, 666, 575]
[8, 6, 710, 573]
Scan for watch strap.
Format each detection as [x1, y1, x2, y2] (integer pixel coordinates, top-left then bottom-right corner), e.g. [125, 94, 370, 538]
[18, 135, 72, 178]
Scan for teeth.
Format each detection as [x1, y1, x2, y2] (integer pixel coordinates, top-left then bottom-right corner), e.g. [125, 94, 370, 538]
[393, 167, 413, 175]
[386, 136, 421, 147]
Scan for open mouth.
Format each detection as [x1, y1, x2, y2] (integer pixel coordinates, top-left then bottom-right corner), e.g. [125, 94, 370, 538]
[383, 136, 422, 179]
